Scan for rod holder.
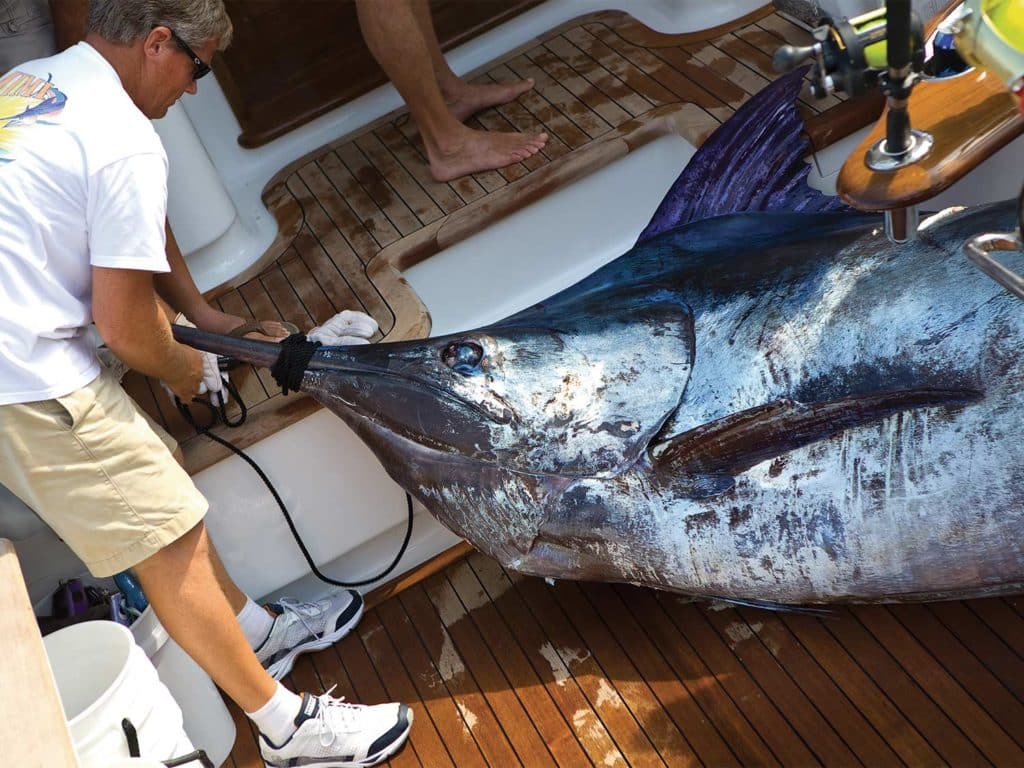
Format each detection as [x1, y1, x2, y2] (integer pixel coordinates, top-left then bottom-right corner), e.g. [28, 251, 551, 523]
[963, 231, 1024, 299]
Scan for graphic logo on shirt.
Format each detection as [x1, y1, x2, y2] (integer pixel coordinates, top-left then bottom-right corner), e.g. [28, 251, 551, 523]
[0, 70, 67, 164]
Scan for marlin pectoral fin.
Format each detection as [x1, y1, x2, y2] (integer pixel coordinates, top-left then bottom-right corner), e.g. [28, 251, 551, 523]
[653, 388, 984, 478]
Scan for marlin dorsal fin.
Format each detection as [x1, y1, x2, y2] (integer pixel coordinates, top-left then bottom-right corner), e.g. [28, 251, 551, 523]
[637, 67, 847, 244]
[653, 389, 983, 480]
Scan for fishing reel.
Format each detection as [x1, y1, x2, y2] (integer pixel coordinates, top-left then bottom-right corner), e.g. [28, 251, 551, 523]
[772, 6, 925, 100]
[951, 0, 1024, 300]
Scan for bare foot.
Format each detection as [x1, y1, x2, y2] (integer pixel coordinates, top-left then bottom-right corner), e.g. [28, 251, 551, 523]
[445, 77, 536, 123]
[427, 124, 549, 182]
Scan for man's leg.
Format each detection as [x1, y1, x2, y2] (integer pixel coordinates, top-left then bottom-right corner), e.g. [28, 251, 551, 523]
[132, 521, 275, 712]
[356, 0, 548, 181]
[407, 0, 537, 123]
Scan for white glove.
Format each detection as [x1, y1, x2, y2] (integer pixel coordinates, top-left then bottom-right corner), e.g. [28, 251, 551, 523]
[197, 348, 227, 406]
[306, 310, 379, 346]
[173, 313, 228, 405]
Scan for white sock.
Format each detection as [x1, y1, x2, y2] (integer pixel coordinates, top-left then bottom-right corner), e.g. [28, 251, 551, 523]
[246, 682, 303, 746]
[237, 596, 275, 649]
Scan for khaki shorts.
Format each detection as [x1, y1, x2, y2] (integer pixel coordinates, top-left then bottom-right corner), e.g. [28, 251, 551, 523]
[0, 370, 208, 576]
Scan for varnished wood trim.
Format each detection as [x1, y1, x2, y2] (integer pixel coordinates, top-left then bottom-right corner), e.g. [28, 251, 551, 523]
[0, 540, 80, 768]
[804, 90, 885, 151]
[601, 4, 775, 48]
[837, 71, 1024, 210]
[364, 540, 474, 610]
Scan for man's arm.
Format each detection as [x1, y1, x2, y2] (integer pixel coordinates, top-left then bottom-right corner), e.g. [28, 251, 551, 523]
[49, 0, 88, 52]
[153, 221, 246, 334]
[92, 266, 203, 400]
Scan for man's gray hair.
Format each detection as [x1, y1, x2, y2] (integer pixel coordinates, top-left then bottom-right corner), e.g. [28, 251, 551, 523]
[87, 0, 233, 50]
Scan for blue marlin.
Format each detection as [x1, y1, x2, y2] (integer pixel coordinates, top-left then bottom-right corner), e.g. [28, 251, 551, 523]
[1, 76, 67, 127]
[175, 71, 1024, 603]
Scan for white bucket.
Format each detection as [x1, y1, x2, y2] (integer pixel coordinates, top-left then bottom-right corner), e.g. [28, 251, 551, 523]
[43, 620, 194, 768]
[131, 606, 236, 768]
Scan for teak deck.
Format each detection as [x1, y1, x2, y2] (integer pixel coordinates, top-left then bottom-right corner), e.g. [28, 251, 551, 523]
[222, 552, 1024, 768]
[122, 7, 1024, 765]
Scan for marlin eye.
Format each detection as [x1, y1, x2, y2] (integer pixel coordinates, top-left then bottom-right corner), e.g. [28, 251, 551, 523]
[442, 340, 484, 374]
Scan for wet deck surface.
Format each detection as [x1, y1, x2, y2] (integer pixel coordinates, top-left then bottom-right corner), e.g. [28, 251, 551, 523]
[225, 551, 1024, 767]
[135, 9, 1024, 765]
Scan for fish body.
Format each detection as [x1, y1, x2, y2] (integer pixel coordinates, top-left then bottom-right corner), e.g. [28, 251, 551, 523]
[174, 72, 1024, 603]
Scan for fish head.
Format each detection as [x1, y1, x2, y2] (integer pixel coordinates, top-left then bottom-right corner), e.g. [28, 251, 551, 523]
[306, 289, 695, 478]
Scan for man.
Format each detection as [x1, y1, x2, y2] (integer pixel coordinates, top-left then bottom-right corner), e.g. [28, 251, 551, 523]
[0, 2, 412, 765]
[356, 0, 549, 181]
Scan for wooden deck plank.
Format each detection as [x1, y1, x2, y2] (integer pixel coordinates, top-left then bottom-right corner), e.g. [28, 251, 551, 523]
[286, 177, 393, 325]
[354, 131, 445, 226]
[258, 264, 313, 330]
[584, 583, 742, 767]
[374, 123, 467, 215]
[734, 607, 904, 767]
[585, 23, 734, 121]
[517, 46, 616, 140]
[543, 34, 656, 118]
[854, 605, 1024, 764]
[526, 44, 632, 129]
[341, 612, 444, 768]
[446, 561, 594, 768]
[370, 597, 489, 768]
[486, 63, 575, 162]
[503, 53, 599, 149]
[317, 149, 402, 248]
[779, 612, 944, 766]
[545, 579, 699, 766]
[625, 41, 745, 118]
[227, 687, 265, 768]
[333, 141, 422, 238]
[824, 608, 989, 766]
[398, 585, 525, 767]
[423, 572, 560, 767]
[279, 252, 337, 327]
[298, 159, 381, 263]
[661, 600, 821, 766]
[615, 585, 782, 767]
[968, 597, 1024, 658]
[562, 26, 679, 108]
[509, 572, 668, 767]
[702, 606, 860, 765]
[928, 600, 1024, 702]
[889, 604, 1024, 751]
[467, 554, 627, 767]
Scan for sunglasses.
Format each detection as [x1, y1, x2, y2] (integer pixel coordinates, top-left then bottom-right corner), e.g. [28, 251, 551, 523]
[169, 29, 211, 81]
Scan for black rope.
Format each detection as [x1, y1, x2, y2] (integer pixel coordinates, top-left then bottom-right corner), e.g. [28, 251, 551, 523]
[176, 361, 414, 588]
[270, 333, 321, 395]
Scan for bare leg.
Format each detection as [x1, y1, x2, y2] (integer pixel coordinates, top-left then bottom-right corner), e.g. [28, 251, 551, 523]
[133, 521, 276, 712]
[356, 0, 547, 181]
[407, 0, 537, 123]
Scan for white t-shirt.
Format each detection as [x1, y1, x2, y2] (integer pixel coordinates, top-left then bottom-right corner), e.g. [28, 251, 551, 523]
[0, 42, 170, 405]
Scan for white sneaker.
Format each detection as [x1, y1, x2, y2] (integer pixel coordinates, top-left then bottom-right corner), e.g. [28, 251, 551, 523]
[260, 689, 413, 767]
[255, 590, 364, 680]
